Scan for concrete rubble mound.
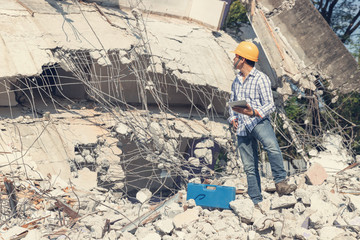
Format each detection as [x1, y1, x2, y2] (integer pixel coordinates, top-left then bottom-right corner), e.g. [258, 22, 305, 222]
[0, 0, 358, 239]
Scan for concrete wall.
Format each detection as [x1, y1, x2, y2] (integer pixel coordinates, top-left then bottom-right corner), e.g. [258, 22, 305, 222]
[251, 0, 360, 93]
[0, 79, 17, 107]
[90, 0, 226, 30]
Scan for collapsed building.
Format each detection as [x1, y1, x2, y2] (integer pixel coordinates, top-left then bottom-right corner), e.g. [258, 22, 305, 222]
[0, 0, 359, 239]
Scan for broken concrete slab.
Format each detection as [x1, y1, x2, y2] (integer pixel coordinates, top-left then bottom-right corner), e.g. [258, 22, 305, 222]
[173, 207, 200, 229]
[305, 162, 328, 185]
[271, 195, 297, 209]
[230, 198, 254, 221]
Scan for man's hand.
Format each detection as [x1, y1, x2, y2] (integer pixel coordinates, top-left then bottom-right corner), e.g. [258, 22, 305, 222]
[232, 104, 254, 117]
[231, 119, 238, 131]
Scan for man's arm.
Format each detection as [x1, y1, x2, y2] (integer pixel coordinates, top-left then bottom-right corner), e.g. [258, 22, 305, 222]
[255, 75, 276, 118]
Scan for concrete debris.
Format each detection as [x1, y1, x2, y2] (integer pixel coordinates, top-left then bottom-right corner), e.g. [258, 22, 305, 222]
[230, 198, 254, 221]
[305, 162, 328, 185]
[136, 188, 152, 204]
[172, 207, 201, 229]
[0, 1, 358, 239]
[271, 195, 297, 209]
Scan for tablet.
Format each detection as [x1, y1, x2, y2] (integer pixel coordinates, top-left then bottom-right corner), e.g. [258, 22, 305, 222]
[229, 100, 248, 108]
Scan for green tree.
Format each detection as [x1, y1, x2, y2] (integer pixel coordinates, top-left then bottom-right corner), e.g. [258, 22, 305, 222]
[225, 1, 248, 28]
[312, 0, 360, 44]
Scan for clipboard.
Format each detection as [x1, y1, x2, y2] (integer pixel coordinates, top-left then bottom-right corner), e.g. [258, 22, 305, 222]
[229, 100, 248, 108]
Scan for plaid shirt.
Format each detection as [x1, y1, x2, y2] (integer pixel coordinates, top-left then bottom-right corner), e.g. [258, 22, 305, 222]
[228, 67, 275, 136]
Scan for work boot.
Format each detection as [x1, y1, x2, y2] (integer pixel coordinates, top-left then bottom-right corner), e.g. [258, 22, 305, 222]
[275, 180, 297, 197]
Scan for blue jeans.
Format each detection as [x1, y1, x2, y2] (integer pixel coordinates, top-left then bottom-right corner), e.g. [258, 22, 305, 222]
[237, 118, 287, 204]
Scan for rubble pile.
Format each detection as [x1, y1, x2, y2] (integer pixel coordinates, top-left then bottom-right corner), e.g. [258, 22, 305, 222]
[0, 106, 358, 239]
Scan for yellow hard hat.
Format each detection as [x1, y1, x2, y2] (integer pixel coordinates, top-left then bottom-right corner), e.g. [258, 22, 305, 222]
[232, 41, 259, 62]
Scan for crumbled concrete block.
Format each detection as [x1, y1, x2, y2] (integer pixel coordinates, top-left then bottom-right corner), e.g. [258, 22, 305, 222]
[273, 221, 283, 238]
[186, 199, 196, 208]
[142, 233, 161, 240]
[91, 224, 103, 239]
[213, 220, 228, 232]
[318, 226, 345, 239]
[23, 229, 42, 240]
[194, 148, 213, 165]
[149, 122, 163, 136]
[294, 227, 317, 239]
[154, 218, 174, 234]
[309, 207, 336, 229]
[173, 207, 200, 229]
[115, 122, 130, 135]
[308, 149, 318, 157]
[201, 222, 216, 236]
[248, 230, 257, 240]
[188, 157, 200, 167]
[163, 202, 184, 218]
[271, 195, 297, 209]
[84, 155, 95, 164]
[253, 216, 274, 231]
[74, 154, 86, 165]
[136, 188, 152, 203]
[349, 216, 360, 226]
[71, 167, 97, 191]
[348, 195, 360, 211]
[173, 230, 186, 239]
[306, 163, 328, 185]
[230, 198, 254, 221]
[294, 202, 306, 214]
[196, 139, 214, 148]
[295, 188, 311, 205]
[103, 230, 117, 240]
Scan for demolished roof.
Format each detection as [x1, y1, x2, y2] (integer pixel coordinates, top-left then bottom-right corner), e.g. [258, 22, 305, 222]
[0, 0, 236, 93]
[247, 0, 360, 93]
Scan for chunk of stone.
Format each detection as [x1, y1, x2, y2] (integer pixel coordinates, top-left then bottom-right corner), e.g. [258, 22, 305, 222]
[173, 207, 200, 229]
[194, 148, 213, 165]
[85, 155, 95, 164]
[273, 221, 283, 238]
[154, 218, 174, 234]
[186, 199, 196, 208]
[196, 139, 214, 148]
[294, 227, 317, 239]
[318, 226, 345, 239]
[230, 198, 254, 221]
[349, 216, 360, 226]
[271, 195, 297, 209]
[115, 122, 130, 135]
[103, 230, 117, 240]
[294, 202, 306, 214]
[164, 202, 185, 218]
[201, 222, 216, 236]
[71, 167, 97, 191]
[188, 157, 200, 167]
[142, 233, 161, 240]
[91, 224, 103, 239]
[74, 154, 85, 165]
[253, 216, 274, 231]
[106, 164, 125, 182]
[295, 188, 311, 205]
[136, 188, 152, 203]
[119, 232, 137, 240]
[149, 122, 163, 136]
[305, 162, 328, 185]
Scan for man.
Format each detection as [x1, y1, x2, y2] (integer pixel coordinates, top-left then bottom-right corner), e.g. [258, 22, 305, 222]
[228, 41, 296, 206]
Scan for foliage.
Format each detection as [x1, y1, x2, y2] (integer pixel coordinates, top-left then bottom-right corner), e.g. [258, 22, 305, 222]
[312, 0, 360, 44]
[329, 92, 360, 153]
[284, 96, 306, 123]
[225, 1, 248, 28]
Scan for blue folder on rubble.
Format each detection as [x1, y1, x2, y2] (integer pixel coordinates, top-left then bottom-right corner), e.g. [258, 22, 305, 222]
[186, 183, 235, 209]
